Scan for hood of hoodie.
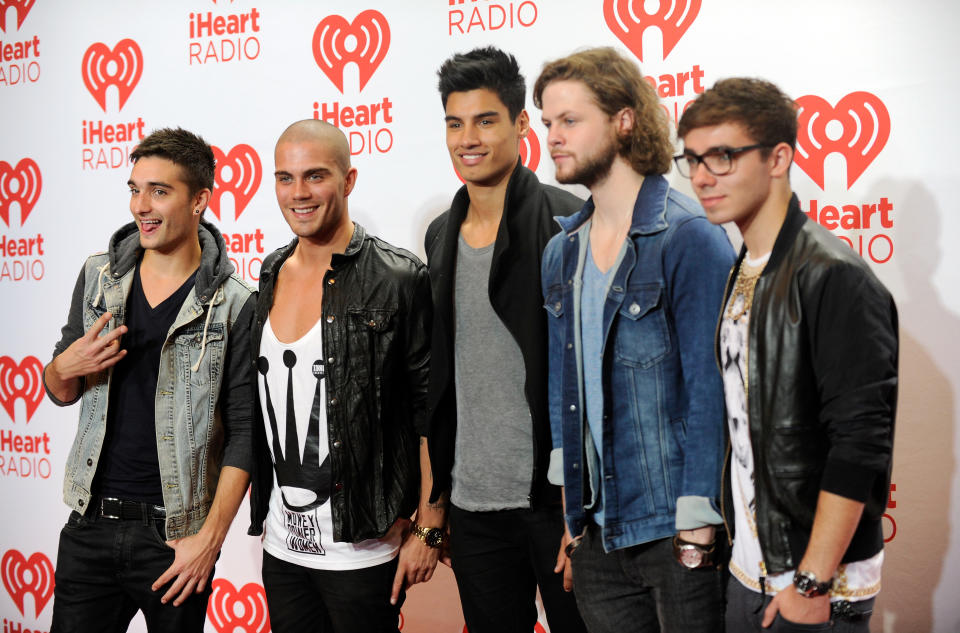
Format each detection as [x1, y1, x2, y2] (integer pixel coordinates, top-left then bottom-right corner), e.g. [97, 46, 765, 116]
[106, 219, 236, 301]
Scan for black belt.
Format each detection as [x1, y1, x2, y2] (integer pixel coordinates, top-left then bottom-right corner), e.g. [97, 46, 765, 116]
[94, 496, 166, 521]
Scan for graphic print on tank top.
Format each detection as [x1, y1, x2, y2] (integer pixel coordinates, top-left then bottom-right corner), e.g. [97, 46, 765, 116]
[258, 350, 331, 555]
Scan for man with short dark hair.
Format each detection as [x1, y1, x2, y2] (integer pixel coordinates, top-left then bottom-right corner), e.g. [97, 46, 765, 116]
[424, 47, 586, 633]
[44, 127, 256, 632]
[248, 120, 437, 633]
[535, 48, 734, 632]
[677, 77, 897, 632]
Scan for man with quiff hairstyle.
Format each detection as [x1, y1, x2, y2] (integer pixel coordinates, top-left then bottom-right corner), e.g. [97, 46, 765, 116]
[677, 78, 897, 632]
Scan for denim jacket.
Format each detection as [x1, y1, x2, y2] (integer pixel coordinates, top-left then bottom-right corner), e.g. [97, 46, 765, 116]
[541, 175, 735, 552]
[45, 221, 256, 539]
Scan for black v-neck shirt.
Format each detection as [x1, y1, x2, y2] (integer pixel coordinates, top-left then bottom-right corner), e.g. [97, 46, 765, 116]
[95, 260, 198, 504]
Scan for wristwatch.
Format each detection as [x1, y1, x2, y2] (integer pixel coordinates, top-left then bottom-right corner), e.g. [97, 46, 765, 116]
[672, 535, 716, 569]
[793, 570, 833, 597]
[410, 522, 445, 549]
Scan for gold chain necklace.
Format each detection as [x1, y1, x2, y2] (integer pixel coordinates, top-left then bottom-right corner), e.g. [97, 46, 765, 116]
[725, 258, 767, 322]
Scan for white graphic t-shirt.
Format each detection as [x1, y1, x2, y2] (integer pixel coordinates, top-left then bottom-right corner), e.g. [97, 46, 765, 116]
[258, 314, 399, 570]
[721, 253, 881, 601]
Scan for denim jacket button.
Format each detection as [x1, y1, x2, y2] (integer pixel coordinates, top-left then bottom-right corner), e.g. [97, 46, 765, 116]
[333, 440, 342, 449]
[335, 482, 343, 491]
[569, 404, 576, 411]
[566, 343, 573, 349]
[327, 356, 335, 364]
[326, 315, 335, 323]
[86, 458, 93, 466]
[629, 302, 641, 315]
[78, 499, 85, 507]
[327, 278, 335, 285]
[554, 302, 561, 311]
[330, 397, 338, 406]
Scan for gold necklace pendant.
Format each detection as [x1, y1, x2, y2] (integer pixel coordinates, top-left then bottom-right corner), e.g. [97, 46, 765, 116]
[725, 261, 765, 322]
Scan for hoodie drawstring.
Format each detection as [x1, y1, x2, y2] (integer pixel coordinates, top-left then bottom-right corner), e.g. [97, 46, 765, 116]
[92, 262, 111, 307]
[191, 288, 219, 373]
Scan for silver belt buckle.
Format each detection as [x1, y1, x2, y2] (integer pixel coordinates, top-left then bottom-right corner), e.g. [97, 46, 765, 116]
[100, 497, 122, 520]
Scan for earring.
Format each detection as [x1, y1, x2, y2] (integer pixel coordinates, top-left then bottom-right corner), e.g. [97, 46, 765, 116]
[194, 208, 201, 215]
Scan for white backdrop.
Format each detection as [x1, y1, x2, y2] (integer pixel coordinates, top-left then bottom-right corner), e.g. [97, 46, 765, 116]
[1, 1, 958, 631]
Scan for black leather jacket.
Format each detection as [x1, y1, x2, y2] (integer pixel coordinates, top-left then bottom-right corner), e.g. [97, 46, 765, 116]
[720, 195, 898, 574]
[248, 224, 431, 542]
[423, 163, 581, 506]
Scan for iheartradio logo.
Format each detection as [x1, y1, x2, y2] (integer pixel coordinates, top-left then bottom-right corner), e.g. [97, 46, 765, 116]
[0, 356, 44, 423]
[1, 550, 54, 618]
[0, 0, 35, 32]
[206, 579, 270, 633]
[211, 144, 262, 221]
[312, 10, 390, 93]
[603, 0, 700, 62]
[0, 158, 41, 227]
[81, 39, 143, 112]
[795, 92, 890, 190]
[454, 130, 541, 183]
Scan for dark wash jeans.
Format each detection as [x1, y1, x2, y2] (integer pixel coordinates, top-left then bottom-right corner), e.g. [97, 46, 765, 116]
[448, 504, 587, 633]
[726, 575, 875, 633]
[261, 551, 403, 633]
[570, 524, 724, 633]
[51, 510, 211, 633]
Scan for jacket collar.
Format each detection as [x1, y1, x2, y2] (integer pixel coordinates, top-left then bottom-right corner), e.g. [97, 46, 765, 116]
[260, 222, 367, 284]
[106, 219, 234, 302]
[556, 174, 669, 237]
[757, 193, 805, 275]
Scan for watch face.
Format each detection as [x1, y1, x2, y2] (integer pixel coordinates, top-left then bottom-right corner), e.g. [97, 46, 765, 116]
[425, 529, 444, 548]
[679, 546, 703, 569]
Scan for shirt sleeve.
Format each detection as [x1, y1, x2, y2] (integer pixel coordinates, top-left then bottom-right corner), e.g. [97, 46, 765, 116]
[219, 293, 257, 473]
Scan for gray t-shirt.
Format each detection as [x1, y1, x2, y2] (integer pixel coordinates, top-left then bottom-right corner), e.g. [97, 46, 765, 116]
[451, 234, 533, 510]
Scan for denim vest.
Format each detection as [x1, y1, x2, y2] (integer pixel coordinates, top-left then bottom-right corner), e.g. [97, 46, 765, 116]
[541, 175, 735, 552]
[50, 223, 254, 539]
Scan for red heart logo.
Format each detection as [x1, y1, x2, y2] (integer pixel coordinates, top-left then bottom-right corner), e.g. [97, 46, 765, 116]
[210, 144, 262, 221]
[81, 38, 143, 112]
[0, 159, 42, 227]
[520, 129, 541, 174]
[206, 579, 271, 633]
[0, 356, 44, 422]
[1, 550, 55, 618]
[0, 0, 36, 32]
[795, 92, 890, 190]
[603, 0, 701, 62]
[312, 10, 390, 93]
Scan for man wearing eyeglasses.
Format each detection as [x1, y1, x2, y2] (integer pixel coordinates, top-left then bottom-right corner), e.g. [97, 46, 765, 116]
[677, 78, 898, 633]
[533, 48, 735, 632]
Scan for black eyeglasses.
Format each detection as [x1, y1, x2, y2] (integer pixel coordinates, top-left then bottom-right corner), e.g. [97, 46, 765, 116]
[673, 144, 771, 178]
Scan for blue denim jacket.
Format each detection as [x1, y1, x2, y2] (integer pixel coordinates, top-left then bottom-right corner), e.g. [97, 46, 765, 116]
[45, 222, 255, 539]
[541, 175, 735, 552]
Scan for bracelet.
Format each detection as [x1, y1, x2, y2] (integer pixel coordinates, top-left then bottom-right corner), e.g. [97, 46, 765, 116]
[564, 536, 582, 558]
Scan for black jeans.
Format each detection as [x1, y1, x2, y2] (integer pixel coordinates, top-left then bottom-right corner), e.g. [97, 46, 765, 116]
[51, 510, 211, 633]
[261, 551, 403, 633]
[726, 574, 875, 632]
[569, 524, 724, 633]
[448, 504, 587, 633]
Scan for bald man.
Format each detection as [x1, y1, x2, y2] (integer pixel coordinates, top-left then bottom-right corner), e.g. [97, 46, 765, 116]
[248, 121, 439, 633]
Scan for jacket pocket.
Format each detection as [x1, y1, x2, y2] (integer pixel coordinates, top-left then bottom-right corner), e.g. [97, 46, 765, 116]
[614, 284, 670, 368]
[543, 286, 565, 318]
[346, 307, 397, 386]
[176, 323, 225, 386]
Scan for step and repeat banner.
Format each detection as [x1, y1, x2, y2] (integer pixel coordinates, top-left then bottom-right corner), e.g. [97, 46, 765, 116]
[2, 1, 958, 631]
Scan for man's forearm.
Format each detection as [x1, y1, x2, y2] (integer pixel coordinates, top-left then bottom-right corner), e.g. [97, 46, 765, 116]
[43, 358, 83, 404]
[416, 437, 446, 526]
[796, 490, 866, 580]
[197, 465, 251, 546]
